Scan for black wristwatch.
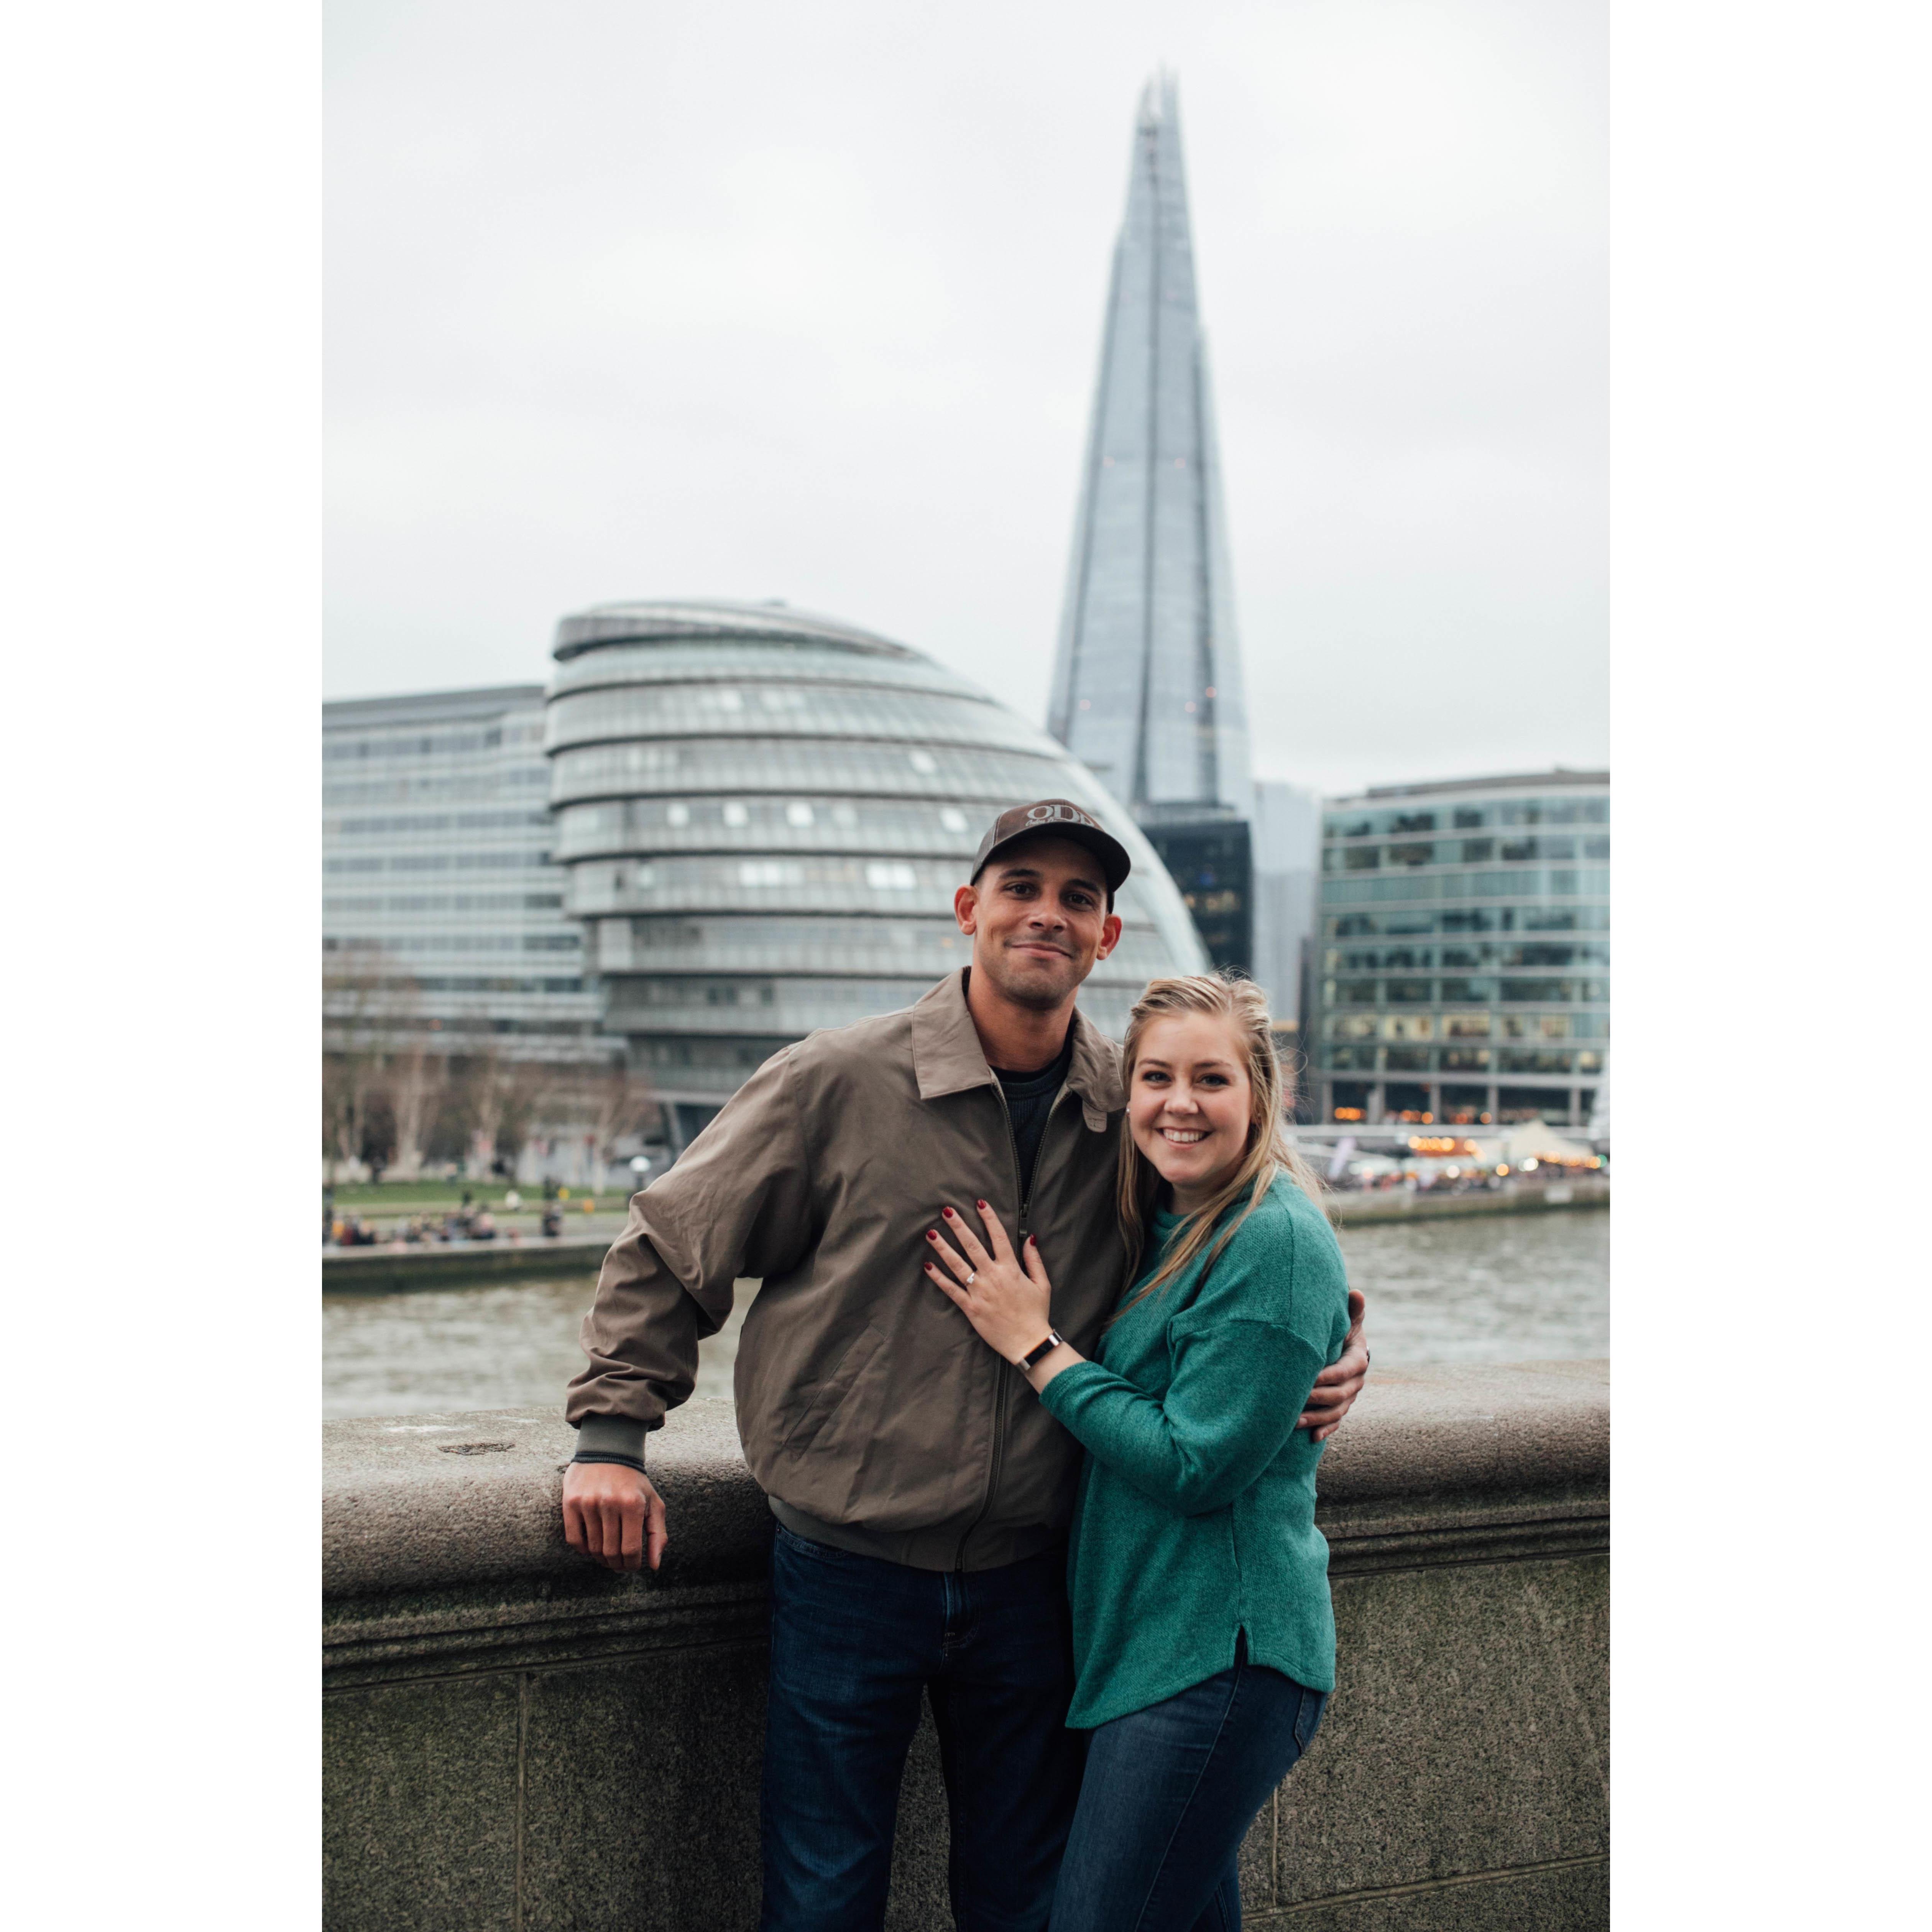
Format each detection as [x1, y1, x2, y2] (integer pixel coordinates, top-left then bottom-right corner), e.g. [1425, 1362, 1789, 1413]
[1016, 1330, 1064, 1371]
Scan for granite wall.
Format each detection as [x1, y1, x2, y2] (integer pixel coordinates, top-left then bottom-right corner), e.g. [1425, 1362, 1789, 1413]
[324, 1360, 1608, 1930]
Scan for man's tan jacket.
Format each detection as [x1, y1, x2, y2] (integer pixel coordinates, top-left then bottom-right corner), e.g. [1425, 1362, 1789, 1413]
[568, 970, 1129, 1571]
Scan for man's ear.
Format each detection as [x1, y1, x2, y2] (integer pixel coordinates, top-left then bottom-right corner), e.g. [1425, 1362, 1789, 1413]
[1094, 910, 1123, 960]
[954, 882, 980, 935]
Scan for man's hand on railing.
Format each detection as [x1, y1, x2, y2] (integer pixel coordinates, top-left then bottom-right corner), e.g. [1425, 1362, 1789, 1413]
[1298, 1289, 1370, 1443]
[562, 1461, 668, 1573]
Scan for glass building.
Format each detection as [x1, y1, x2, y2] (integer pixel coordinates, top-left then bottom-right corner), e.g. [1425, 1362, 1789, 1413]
[1311, 770, 1610, 1129]
[543, 600, 1209, 1145]
[322, 685, 610, 1064]
[1047, 73, 1286, 993]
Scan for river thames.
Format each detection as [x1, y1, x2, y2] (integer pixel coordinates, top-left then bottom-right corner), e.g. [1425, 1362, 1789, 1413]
[323, 1207, 1607, 1421]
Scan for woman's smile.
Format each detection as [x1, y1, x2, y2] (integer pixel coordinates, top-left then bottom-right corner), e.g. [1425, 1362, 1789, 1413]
[1127, 1011, 1257, 1213]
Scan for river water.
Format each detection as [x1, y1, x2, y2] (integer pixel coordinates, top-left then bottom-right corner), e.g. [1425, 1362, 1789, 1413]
[323, 1208, 1606, 1421]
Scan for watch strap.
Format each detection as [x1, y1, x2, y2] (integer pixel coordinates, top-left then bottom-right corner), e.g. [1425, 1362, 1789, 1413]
[1017, 1330, 1064, 1371]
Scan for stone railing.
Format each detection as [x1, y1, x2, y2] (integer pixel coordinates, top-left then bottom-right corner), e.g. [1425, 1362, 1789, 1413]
[324, 1360, 1608, 1931]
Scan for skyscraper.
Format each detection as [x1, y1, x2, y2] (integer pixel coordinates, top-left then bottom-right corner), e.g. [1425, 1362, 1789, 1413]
[1048, 71, 1258, 979]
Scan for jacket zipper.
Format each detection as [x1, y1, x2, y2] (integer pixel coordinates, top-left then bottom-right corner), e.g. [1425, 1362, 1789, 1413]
[954, 1079, 1063, 1570]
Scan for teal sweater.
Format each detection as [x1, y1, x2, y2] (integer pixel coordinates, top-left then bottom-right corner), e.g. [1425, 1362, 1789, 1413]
[1037, 1172, 1352, 1729]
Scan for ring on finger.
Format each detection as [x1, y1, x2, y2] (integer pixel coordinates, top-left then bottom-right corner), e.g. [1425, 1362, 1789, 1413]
[965, 1270, 976, 1286]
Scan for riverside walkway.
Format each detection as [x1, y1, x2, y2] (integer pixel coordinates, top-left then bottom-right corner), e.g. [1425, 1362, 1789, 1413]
[322, 1178, 1608, 1292]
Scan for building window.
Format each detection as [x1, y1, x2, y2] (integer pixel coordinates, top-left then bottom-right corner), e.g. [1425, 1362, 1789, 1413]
[1500, 1049, 1574, 1075]
[1329, 1081, 1370, 1121]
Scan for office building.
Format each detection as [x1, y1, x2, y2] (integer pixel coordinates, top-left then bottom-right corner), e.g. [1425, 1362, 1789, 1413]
[544, 599, 1210, 1147]
[1310, 770, 1610, 1128]
[1047, 73, 1263, 981]
[1250, 779, 1322, 1045]
[323, 685, 608, 1062]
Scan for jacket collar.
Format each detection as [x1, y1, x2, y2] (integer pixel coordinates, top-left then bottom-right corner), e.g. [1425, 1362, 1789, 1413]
[911, 969, 1124, 1132]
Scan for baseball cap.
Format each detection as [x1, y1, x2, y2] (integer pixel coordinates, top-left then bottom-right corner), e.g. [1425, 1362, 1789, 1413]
[970, 799, 1132, 895]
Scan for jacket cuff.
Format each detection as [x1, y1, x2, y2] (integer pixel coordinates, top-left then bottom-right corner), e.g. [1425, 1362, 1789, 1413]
[573, 1413, 649, 1468]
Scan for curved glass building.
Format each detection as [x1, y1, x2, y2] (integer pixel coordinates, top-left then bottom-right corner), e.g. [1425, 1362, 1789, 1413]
[544, 600, 1208, 1137]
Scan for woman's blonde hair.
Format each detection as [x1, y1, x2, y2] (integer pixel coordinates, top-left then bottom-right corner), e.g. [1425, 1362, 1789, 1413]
[1111, 970, 1324, 1322]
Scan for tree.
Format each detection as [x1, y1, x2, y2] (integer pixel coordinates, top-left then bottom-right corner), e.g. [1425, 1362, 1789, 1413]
[513, 1055, 658, 1188]
[580, 1056, 660, 1169]
[386, 1032, 447, 1183]
[322, 949, 398, 1181]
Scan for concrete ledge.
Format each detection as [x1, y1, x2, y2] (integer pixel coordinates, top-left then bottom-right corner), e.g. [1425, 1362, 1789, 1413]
[323, 1363, 1608, 1931]
[322, 1361, 1606, 1603]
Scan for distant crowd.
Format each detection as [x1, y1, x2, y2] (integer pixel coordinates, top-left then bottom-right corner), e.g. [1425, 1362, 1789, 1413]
[325, 1186, 589, 1248]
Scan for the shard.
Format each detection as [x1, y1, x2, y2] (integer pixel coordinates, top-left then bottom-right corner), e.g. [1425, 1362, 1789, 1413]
[1048, 72, 1259, 975]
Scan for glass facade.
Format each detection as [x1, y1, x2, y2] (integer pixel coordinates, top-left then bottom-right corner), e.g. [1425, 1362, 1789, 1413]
[1311, 772, 1610, 1129]
[1046, 75, 1259, 980]
[544, 600, 1210, 1132]
[1144, 818, 1252, 976]
[1046, 74, 1250, 816]
[322, 685, 612, 1063]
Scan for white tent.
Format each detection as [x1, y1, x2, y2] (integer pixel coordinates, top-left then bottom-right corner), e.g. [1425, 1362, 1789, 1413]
[1498, 1119, 1598, 1166]
[1458, 1120, 1597, 1169]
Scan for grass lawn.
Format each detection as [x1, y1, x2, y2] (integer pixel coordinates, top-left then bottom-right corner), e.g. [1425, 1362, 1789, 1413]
[327, 1179, 617, 1211]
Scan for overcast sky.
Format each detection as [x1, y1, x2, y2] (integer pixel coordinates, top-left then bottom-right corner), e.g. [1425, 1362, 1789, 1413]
[326, 0, 1604, 796]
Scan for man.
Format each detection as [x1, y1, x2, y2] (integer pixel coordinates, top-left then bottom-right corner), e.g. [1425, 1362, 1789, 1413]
[563, 799, 1370, 1932]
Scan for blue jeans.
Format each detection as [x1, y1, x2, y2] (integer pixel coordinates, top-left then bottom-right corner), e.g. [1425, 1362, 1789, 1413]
[1049, 1636, 1328, 1932]
[761, 1524, 1087, 1932]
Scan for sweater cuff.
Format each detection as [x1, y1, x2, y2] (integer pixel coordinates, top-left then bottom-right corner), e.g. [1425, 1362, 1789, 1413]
[1035, 1357, 1113, 1421]
[573, 1413, 649, 1469]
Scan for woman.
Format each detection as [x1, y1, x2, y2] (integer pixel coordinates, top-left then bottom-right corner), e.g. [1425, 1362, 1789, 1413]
[924, 972, 1352, 1932]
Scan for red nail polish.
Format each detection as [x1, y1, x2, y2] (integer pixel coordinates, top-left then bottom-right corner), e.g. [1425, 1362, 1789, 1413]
[943, 1207, 955, 1218]
[976, 1199, 988, 1210]
[927, 1229, 938, 1240]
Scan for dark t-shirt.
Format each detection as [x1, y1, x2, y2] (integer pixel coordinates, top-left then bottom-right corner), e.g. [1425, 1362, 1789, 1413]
[994, 1030, 1075, 1206]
